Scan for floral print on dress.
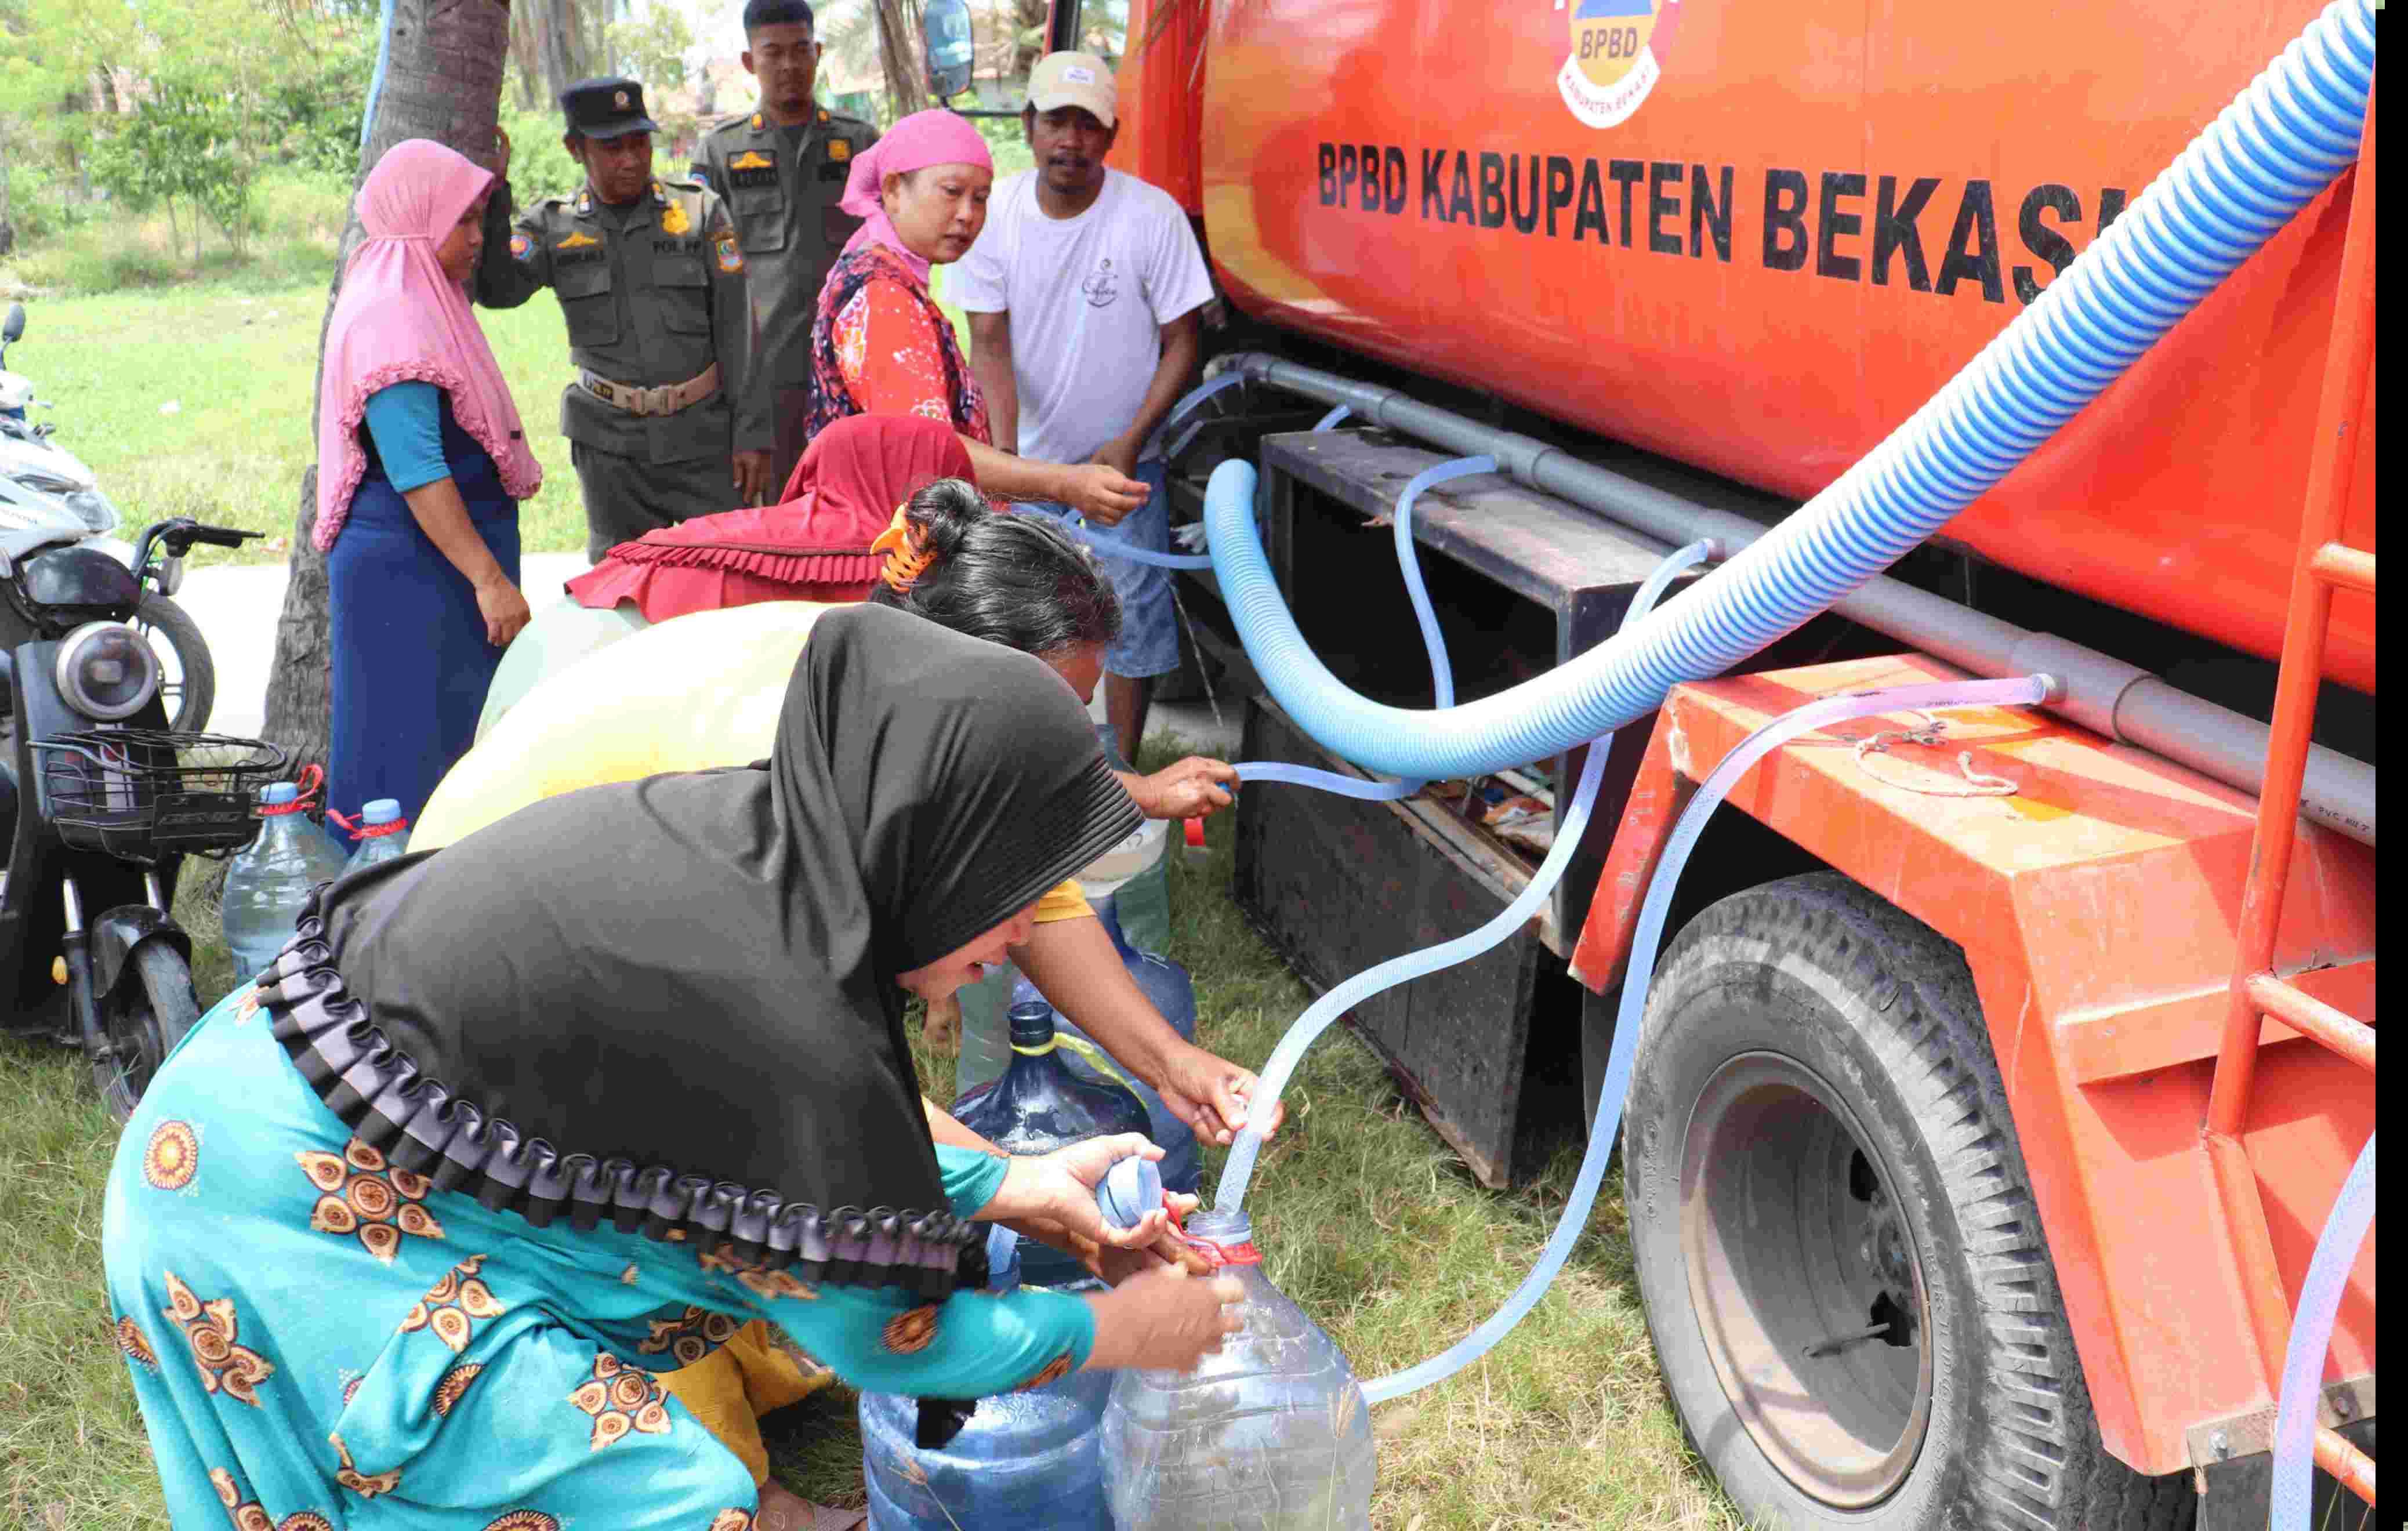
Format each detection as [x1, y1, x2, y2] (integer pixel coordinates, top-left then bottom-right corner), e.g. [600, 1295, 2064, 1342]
[881, 1305, 939, 1355]
[637, 1304, 742, 1366]
[567, 1351, 674, 1452]
[804, 243, 989, 447]
[210, 1464, 336, 1530]
[298, 1138, 443, 1264]
[733, 1265, 819, 1303]
[164, 1271, 275, 1406]
[706, 1512, 755, 1531]
[144, 1120, 201, 1190]
[398, 1253, 505, 1353]
[115, 1314, 159, 1370]
[483, 1515, 561, 1531]
[1016, 1350, 1074, 1392]
[329, 1430, 401, 1497]
[432, 1362, 484, 1416]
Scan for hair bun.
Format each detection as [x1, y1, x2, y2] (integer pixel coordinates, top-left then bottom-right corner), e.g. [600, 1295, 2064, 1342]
[902, 478, 987, 564]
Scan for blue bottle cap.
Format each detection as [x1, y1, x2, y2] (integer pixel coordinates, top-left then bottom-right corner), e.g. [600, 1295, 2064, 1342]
[259, 782, 298, 805]
[1098, 1155, 1163, 1231]
[362, 799, 402, 824]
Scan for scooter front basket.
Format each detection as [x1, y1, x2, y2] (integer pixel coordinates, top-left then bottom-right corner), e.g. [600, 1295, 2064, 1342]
[30, 728, 289, 863]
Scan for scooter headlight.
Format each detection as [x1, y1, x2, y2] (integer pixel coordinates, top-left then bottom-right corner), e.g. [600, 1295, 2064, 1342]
[54, 621, 160, 721]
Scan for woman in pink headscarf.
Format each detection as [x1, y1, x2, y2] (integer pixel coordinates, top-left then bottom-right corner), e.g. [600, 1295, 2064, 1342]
[314, 137, 543, 840]
[803, 108, 1145, 523]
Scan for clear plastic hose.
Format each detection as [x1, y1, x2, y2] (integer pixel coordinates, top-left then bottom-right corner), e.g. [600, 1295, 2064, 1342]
[1354, 673, 2055, 1403]
[2271, 1131, 2376, 1530]
[1213, 540, 1717, 1215]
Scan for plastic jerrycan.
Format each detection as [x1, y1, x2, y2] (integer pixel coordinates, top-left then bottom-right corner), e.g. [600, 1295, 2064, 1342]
[858, 1227, 1116, 1529]
[1103, 1207, 1376, 1530]
[341, 799, 412, 876]
[952, 989, 1152, 1290]
[222, 778, 350, 987]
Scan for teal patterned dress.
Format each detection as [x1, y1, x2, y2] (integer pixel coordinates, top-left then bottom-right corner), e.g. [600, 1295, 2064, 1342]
[101, 986, 1095, 1528]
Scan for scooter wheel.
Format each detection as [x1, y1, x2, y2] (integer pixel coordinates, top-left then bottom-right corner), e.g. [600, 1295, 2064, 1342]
[134, 592, 215, 735]
[90, 942, 201, 1123]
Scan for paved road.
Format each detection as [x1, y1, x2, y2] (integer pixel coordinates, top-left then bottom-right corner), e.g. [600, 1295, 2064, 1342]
[176, 553, 1239, 754]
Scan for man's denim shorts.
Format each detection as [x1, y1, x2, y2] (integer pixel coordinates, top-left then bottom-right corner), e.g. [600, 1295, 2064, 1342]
[1034, 457, 1181, 679]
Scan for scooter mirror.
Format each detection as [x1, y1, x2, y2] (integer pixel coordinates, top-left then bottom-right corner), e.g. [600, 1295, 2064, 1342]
[2, 303, 23, 344]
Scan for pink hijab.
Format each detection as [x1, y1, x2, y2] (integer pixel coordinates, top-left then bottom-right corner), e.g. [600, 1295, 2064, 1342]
[312, 139, 542, 552]
[837, 109, 994, 284]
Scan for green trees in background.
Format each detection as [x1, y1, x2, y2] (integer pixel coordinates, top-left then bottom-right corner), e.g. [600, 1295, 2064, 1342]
[0, 0, 373, 263]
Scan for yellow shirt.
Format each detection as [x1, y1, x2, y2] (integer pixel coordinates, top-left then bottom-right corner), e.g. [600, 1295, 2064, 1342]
[417, 601, 1091, 920]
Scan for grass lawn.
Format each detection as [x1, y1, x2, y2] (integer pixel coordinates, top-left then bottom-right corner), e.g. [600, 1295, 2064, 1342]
[0, 736, 1745, 1528]
[6, 267, 994, 575]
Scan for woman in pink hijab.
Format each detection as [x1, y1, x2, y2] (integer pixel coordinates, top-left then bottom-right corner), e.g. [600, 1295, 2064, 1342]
[314, 137, 543, 841]
[802, 109, 1145, 523]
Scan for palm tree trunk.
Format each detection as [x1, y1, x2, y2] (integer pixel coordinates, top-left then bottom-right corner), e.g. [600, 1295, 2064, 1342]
[260, 0, 511, 780]
[874, 0, 930, 118]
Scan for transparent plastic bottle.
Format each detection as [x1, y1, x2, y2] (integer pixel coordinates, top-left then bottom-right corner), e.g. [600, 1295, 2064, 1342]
[340, 798, 412, 876]
[859, 1231, 1115, 1530]
[952, 985, 1152, 1289]
[221, 781, 349, 987]
[1103, 1209, 1376, 1530]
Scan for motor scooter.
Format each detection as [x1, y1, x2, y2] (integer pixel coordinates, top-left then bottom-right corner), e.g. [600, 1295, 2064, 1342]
[1, 506, 284, 1118]
[0, 300, 240, 731]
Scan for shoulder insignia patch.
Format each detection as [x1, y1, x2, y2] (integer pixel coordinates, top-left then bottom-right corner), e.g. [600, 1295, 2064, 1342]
[715, 230, 745, 275]
[661, 201, 691, 236]
[827, 139, 852, 162]
[557, 230, 600, 251]
[509, 231, 532, 261]
[750, 113, 764, 130]
[728, 150, 774, 172]
[817, 108, 830, 124]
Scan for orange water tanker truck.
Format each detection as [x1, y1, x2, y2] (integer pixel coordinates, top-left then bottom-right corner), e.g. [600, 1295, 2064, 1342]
[940, 2, 2377, 1525]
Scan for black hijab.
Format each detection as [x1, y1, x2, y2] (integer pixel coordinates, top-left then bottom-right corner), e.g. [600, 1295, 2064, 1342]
[281, 604, 1140, 1284]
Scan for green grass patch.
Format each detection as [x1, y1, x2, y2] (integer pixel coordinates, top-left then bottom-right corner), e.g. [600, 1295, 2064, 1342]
[2, 208, 996, 572]
[0, 735, 1740, 1527]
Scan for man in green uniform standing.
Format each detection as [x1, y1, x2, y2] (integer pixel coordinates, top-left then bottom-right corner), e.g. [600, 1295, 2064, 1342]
[692, 0, 881, 489]
[477, 78, 775, 562]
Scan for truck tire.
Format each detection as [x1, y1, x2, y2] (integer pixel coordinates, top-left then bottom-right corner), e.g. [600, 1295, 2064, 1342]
[1622, 873, 2193, 1530]
[135, 591, 214, 734]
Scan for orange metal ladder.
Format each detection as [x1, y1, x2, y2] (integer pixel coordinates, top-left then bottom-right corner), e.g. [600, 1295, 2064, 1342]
[2200, 86, 2377, 1510]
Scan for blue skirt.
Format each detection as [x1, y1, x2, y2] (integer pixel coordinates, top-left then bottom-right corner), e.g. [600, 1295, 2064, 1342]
[327, 466, 520, 835]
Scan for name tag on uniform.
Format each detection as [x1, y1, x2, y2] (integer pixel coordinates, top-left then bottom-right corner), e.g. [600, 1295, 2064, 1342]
[653, 238, 703, 254]
[727, 149, 778, 190]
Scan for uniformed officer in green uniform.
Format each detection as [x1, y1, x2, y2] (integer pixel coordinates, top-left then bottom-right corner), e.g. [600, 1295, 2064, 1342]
[477, 78, 776, 562]
[692, 0, 880, 489]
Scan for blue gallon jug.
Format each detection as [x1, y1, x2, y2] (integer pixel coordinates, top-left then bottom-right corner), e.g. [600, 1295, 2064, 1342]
[1093, 889, 1196, 1046]
[860, 1231, 1115, 1529]
[952, 984, 1151, 1289]
[1050, 1012, 1201, 1199]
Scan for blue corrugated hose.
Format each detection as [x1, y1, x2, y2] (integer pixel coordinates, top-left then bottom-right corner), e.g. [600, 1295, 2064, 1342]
[1199, 0, 2377, 783]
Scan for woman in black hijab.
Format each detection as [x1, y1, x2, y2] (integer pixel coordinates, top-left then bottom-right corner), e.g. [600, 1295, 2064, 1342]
[99, 604, 1243, 1526]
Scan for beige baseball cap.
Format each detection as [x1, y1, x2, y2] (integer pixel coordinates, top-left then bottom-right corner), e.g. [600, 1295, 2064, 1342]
[1028, 51, 1118, 128]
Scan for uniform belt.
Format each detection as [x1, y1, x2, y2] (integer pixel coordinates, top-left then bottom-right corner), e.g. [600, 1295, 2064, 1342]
[579, 362, 720, 418]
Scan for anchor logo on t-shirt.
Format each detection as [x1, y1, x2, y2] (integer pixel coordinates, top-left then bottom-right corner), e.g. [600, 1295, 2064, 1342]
[1081, 258, 1120, 309]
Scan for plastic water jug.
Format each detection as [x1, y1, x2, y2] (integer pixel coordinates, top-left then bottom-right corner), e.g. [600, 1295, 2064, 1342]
[341, 798, 412, 876]
[1093, 888, 1195, 1046]
[1050, 1010, 1201, 1198]
[1102, 1209, 1376, 1530]
[859, 1229, 1115, 1530]
[952, 986, 1151, 1289]
[222, 780, 350, 988]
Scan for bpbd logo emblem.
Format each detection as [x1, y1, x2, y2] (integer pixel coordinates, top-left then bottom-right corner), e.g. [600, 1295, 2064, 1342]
[1558, 0, 1687, 129]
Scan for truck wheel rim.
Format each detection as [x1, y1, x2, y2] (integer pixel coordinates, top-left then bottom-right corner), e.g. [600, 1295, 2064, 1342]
[1679, 1050, 1934, 1507]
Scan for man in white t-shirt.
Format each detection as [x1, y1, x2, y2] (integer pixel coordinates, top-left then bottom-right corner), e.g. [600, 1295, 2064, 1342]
[952, 52, 1219, 768]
